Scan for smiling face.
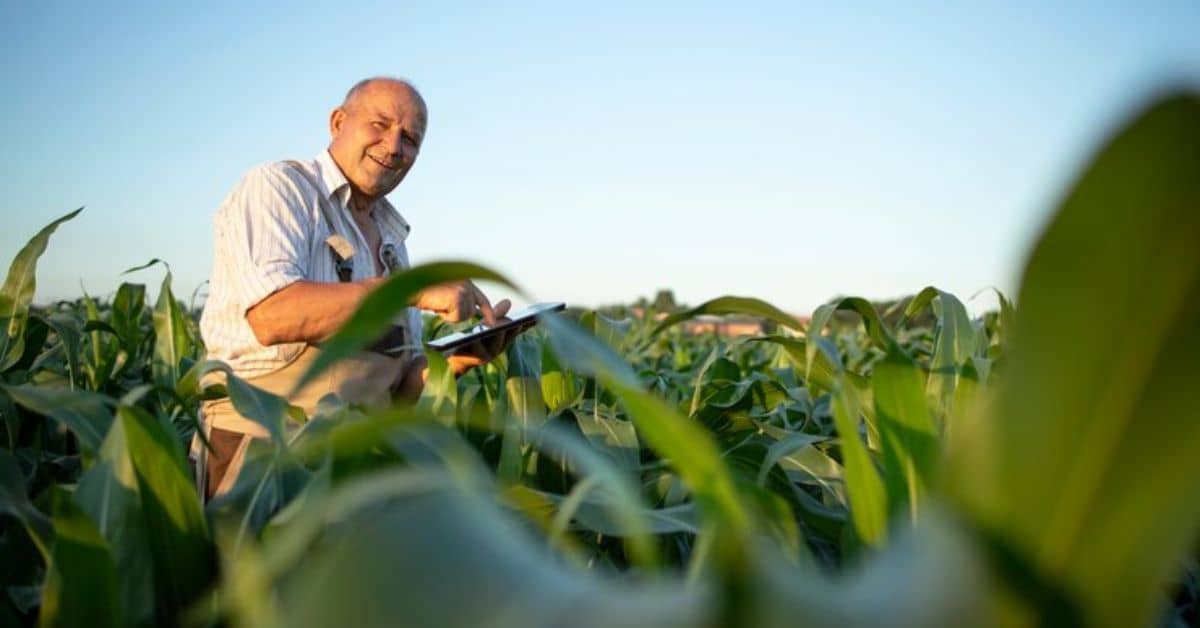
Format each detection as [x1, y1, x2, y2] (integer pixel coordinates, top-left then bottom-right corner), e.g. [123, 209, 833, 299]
[327, 79, 427, 203]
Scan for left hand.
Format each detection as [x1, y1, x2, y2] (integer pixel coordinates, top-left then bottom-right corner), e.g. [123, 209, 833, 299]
[443, 315, 519, 376]
[398, 312, 525, 399]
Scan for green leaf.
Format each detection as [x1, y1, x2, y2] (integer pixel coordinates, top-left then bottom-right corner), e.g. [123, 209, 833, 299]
[574, 404, 640, 471]
[0, 449, 53, 558]
[123, 261, 196, 389]
[755, 432, 832, 487]
[416, 350, 457, 422]
[871, 344, 939, 524]
[177, 359, 292, 446]
[540, 340, 579, 415]
[749, 511, 986, 627]
[81, 291, 120, 390]
[8, 315, 50, 374]
[0, 384, 115, 457]
[75, 406, 215, 626]
[805, 303, 838, 378]
[115, 404, 213, 618]
[544, 487, 701, 536]
[507, 335, 545, 429]
[0, 208, 82, 372]
[748, 336, 837, 393]
[228, 468, 713, 628]
[648, 295, 804, 339]
[903, 287, 975, 424]
[40, 313, 84, 390]
[805, 297, 895, 382]
[39, 488, 120, 628]
[581, 310, 634, 352]
[830, 382, 887, 546]
[950, 92, 1200, 626]
[110, 282, 147, 358]
[294, 261, 520, 392]
[530, 422, 659, 567]
[542, 314, 752, 541]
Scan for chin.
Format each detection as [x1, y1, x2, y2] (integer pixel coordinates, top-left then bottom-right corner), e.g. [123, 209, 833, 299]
[354, 178, 394, 199]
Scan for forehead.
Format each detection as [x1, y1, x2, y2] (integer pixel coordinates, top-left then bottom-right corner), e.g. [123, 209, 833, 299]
[351, 82, 427, 127]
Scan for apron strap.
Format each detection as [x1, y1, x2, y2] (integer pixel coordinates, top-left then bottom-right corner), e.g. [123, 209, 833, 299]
[283, 160, 354, 282]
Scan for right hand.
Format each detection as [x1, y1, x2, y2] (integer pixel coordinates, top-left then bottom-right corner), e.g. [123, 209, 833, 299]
[414, 280, 511, 325]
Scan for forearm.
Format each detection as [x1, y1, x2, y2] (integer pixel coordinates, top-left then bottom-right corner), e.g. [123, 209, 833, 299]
[246, 279, 379, 346]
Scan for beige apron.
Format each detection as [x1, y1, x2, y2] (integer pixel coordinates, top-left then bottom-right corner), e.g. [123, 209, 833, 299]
[193, 345, 411, 499]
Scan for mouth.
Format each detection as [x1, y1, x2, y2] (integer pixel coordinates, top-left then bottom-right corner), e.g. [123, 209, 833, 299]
[368, 155, 401, 172]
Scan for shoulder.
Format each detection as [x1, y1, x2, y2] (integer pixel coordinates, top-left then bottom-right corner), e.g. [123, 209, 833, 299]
[375, 197, 413, 239]
[235, 161, 313, 200]
[218, 161, 319, 223]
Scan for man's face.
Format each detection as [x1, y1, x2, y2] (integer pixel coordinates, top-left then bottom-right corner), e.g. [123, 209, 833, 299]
[328, 81, 427, 200]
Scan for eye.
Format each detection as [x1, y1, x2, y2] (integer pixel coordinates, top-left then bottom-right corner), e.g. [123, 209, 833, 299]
[371, 121, 387, 130]
[402, 132, 419, 146]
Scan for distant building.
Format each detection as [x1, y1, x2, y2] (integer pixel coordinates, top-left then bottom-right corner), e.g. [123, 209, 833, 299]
[681, 316, 768, 337]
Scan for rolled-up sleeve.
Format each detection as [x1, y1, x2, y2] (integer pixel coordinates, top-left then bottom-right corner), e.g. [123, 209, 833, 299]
[214, 165, 315, 313]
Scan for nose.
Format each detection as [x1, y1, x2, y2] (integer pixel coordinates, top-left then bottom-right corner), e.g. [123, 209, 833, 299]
[381, 130, 402, 158]
[382, 131, 415, 165]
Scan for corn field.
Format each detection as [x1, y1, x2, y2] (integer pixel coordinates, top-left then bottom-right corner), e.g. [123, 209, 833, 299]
[1, 95, 1198, 628]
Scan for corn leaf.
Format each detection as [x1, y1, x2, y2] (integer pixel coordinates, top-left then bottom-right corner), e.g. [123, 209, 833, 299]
[0, 208, 81, 372]
[74, 406, 215, 626]
[949, 92, 1200, 627]
[0, 384, 114, 457]
[648, 295, 805, 339]
[38, 488, 120, 628]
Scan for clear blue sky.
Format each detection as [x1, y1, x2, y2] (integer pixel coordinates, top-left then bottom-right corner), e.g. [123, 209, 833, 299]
[3, 1, 1198, 315]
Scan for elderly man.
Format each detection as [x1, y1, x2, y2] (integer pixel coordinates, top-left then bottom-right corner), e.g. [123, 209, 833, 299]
[197, 77, 509, 499]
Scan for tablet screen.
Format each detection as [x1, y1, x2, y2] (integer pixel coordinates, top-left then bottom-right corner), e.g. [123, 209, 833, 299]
[425, 302, 566, 352]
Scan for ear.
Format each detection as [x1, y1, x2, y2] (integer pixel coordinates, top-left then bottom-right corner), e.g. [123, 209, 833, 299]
[329, 107, 347, 138]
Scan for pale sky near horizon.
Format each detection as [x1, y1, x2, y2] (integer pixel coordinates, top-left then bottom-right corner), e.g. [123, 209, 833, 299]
[2, 2, 1198, 316]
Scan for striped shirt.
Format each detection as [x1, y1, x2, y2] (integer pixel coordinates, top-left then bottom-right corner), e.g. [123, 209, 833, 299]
[199, 150, 424, 378]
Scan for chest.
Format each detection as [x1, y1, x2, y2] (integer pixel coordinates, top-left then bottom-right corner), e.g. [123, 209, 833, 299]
[349, 213, 385, 276]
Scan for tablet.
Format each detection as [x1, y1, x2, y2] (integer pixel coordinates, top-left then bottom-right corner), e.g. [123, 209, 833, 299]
[425, 302, 566, 353]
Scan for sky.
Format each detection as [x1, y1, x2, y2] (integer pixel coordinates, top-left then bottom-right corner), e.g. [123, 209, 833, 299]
[2, 1, 1198, 316]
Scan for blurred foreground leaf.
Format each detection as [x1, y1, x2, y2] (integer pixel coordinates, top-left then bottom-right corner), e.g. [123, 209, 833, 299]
[950, 92, 1200, 627]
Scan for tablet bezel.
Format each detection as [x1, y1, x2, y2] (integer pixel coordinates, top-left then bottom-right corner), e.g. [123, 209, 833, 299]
[425, 302, 566, 353]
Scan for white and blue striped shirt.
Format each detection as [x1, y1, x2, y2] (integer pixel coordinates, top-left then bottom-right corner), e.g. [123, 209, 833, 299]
[200, 150, 423, 377]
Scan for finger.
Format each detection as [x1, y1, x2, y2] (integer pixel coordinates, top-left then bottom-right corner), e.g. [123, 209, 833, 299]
[494, 299, 512, 320]
[469, 282, 496, 326]
[447, 355, 485, 377]
[452, 282, 478, 323]
[455, 288, 473, 322]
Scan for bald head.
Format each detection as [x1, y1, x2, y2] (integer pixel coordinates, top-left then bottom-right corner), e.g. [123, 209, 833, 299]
[342, 77, 427, 118]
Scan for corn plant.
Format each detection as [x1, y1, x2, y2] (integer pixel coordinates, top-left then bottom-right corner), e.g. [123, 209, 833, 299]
[0, 91, 1197, 628]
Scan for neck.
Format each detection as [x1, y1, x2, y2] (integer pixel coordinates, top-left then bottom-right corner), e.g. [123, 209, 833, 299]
[347, 189, 375, 216]
[327, 150, 378, 216]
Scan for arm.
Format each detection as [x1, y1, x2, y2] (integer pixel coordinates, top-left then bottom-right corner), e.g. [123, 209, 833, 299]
[245, 277, 383, 346]
[219, 164, 389, 348]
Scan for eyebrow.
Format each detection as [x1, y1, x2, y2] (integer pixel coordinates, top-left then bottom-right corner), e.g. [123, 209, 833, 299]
[370, 108, 425, 140]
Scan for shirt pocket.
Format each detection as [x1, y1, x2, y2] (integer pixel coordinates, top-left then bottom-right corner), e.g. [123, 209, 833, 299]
[309, 224, 343, 283]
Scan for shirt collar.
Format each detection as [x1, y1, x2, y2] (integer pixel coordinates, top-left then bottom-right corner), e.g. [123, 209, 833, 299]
[314, 149, 352, 206]
[314, 150, 412, 241]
